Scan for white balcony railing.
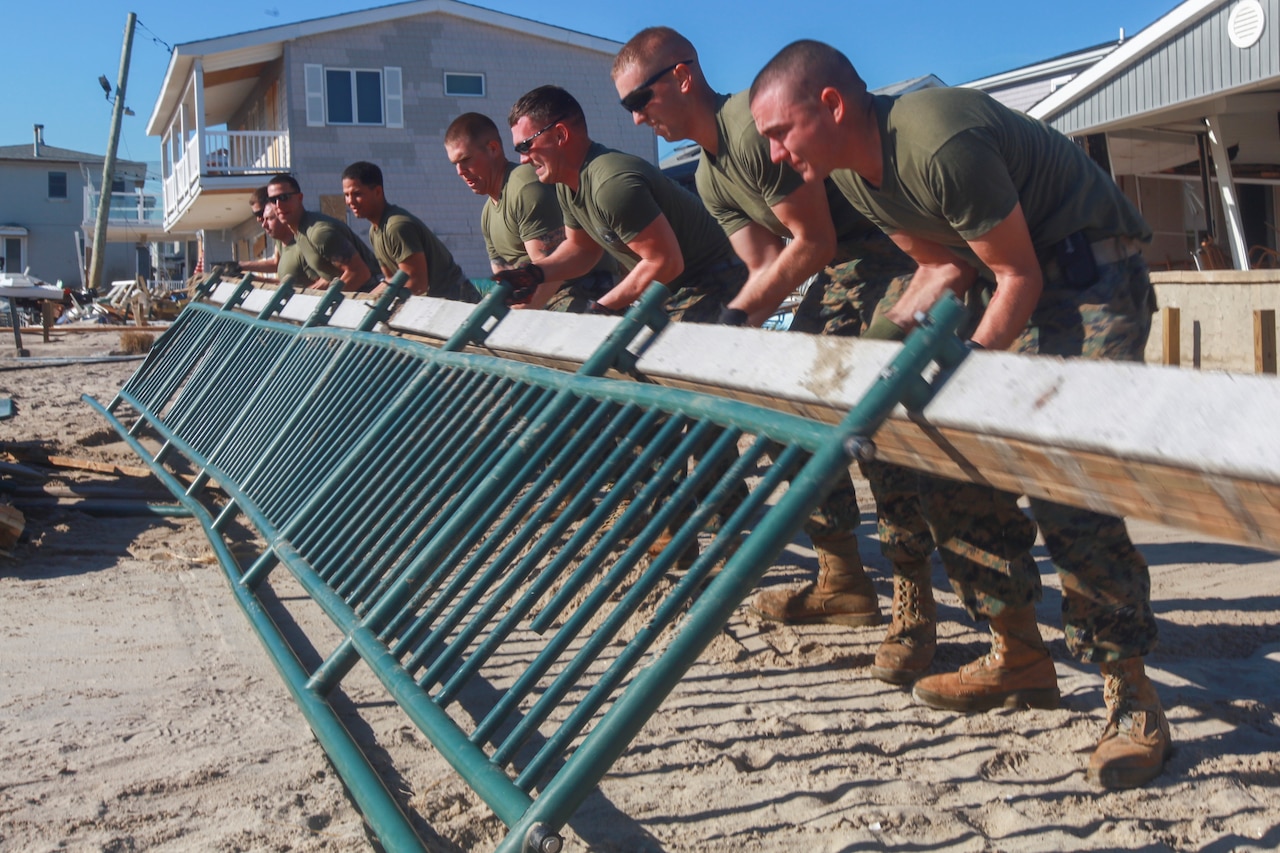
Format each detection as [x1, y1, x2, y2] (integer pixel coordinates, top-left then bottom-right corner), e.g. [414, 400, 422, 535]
[162, 129, 292, 228]
[202, 130, 291, 175]
[84, 188, 164, 228]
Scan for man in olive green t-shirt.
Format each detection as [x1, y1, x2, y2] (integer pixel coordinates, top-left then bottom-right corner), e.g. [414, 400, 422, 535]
[751, 39, 1167, 791]
[265, 173, 381, 293]
[341, 161, 479, 302]
[614, 26, 937, 685]
[239, 186, 282, 277]
[496, 85, 744, 321]
[444, 112, 615, 312]
[262, 204, 321, 289]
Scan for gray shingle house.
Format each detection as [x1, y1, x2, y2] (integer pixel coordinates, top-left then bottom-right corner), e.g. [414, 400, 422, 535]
[147, 0, 654, 278]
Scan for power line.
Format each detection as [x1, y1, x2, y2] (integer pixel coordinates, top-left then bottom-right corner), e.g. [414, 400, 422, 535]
[135, 19, 172, 53]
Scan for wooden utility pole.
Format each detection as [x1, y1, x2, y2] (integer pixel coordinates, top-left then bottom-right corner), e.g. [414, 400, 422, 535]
[87, 12, 136, 293]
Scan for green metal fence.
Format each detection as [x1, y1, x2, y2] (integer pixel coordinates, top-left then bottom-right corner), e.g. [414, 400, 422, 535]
[85, 274, 968, 852]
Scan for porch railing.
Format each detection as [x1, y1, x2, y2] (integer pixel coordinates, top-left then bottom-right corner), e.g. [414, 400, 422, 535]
[84, 189, 164, 229]
[202, 130, 290, 175]
[162, 129, 292, 227]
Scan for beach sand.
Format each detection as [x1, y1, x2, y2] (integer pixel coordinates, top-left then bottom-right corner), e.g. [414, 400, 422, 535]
[2, 329, 1278, 852]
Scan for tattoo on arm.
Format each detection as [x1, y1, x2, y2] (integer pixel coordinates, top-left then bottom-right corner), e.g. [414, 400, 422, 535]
[533, 227, 566, 254]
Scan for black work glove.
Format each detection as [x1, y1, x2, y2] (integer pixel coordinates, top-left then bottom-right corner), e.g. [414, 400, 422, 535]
[585, 299, 621, 316]
[718, 306, 749, 326]
[861, 314, 908, 341]
[491, 263, 545, 304]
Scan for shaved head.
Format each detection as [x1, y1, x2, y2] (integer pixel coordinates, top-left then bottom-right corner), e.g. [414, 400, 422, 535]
[613, 26, 697, 80]
[446, 112, 503, 149]
[750, 39, 867, 107]
[509, 85, 586, 132]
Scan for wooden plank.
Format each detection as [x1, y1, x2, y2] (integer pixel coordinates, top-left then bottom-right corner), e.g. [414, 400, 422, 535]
[1163, 306, 1180, 366]
[632, 322, 1280, 553]
[386, 296, 478, 344]
[202, 286, 1280, 552]
[17, 325, 171, 334]
[3, 448, 156, 480]
[44, 454, 159, 478]
[0, 503, 23, 552]
[1256, 309, 1277, 374]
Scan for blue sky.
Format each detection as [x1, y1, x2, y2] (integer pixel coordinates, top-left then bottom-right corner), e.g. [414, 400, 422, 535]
[3, 0, 1177, 167]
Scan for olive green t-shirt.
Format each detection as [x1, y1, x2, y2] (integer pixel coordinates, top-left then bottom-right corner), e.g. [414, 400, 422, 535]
[482, 163, 617, 281]
[696, 90, 881, 250]
[370, 203, 471, 298]
[558, 142, 737, 291]
[482, 163, 562, 267]
[294, 210, 382, 288]
[277, 241, 322, 288]
[830, 88, 1150, 269]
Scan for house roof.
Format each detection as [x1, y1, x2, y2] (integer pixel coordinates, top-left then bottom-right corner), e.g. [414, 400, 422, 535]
[874, 74, 948, 96]
[1028, 0, 1280, 134]
[0, 143, 106, 163]
[147, 0, 625, 135]
[959, 40, 1118, 94]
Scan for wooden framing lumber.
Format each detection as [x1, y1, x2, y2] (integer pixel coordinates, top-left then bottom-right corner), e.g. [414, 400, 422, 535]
[1256, 309, 1277, 374]
[635, 323, 1280, 553]
[202, 285, 1280, 553]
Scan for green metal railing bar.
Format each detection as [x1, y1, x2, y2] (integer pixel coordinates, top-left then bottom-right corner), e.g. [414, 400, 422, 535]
[84, 273, 968, 853]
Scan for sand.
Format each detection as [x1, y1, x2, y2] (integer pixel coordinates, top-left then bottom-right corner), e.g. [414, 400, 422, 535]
[2, 329, 1279, 852]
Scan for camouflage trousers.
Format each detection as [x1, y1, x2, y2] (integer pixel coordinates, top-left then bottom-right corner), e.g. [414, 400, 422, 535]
[791, 234, 935, 563]
[665, 262, 748, 323]
[920, 250, 1159, 662]
[790, 229, 910, 337]
[544, 269, 615, 313]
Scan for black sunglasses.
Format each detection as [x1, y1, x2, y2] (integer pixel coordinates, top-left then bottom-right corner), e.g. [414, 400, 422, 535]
[619, 58, 695, 113]
[266, 191, 297, 205]
[513, 117, 565, 155]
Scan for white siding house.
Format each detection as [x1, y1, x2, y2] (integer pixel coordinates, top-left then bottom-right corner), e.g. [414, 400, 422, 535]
[0, 125, 155, 288]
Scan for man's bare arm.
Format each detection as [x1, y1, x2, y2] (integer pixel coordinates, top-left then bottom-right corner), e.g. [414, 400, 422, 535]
[324, 241, 377, 293]
[962, 203, 1043, 350]
[526, 226, 568, 260]
[727, 179, 836, 325]
[508, 227, 571, 311]
[369, 252, 429, 298]
[395, 252, 431, 296]
[727, 223, 785, 325]
[239, 257, 279, 274]
[597, 215, 684, 311]
[882, 231, 977, 331]
[519, 226, 604, 309]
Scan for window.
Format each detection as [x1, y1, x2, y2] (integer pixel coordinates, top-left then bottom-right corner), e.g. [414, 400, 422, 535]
[305, 64, 402, 129]
[0, 237, 24, 273]
[48, 171, 67, 199]
[444, 72, 485, 97]
[111, 177, 126, 193]
[326, 68, 383, 125]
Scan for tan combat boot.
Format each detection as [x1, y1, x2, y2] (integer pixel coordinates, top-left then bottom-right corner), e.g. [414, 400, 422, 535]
[647, 527, 699, 573]
[1087, 657, 1172, 789]
[870, 560, 937, 684]
[912, 605, 1059, 711]
[748, 532, 881, 626]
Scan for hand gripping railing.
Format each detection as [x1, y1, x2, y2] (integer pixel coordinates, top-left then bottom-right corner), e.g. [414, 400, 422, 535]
[84, 278, 968, 853]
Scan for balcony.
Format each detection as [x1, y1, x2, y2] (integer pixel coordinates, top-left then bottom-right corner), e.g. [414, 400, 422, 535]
[161, 129, 291, 233]
[84, 188, 165, 241]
